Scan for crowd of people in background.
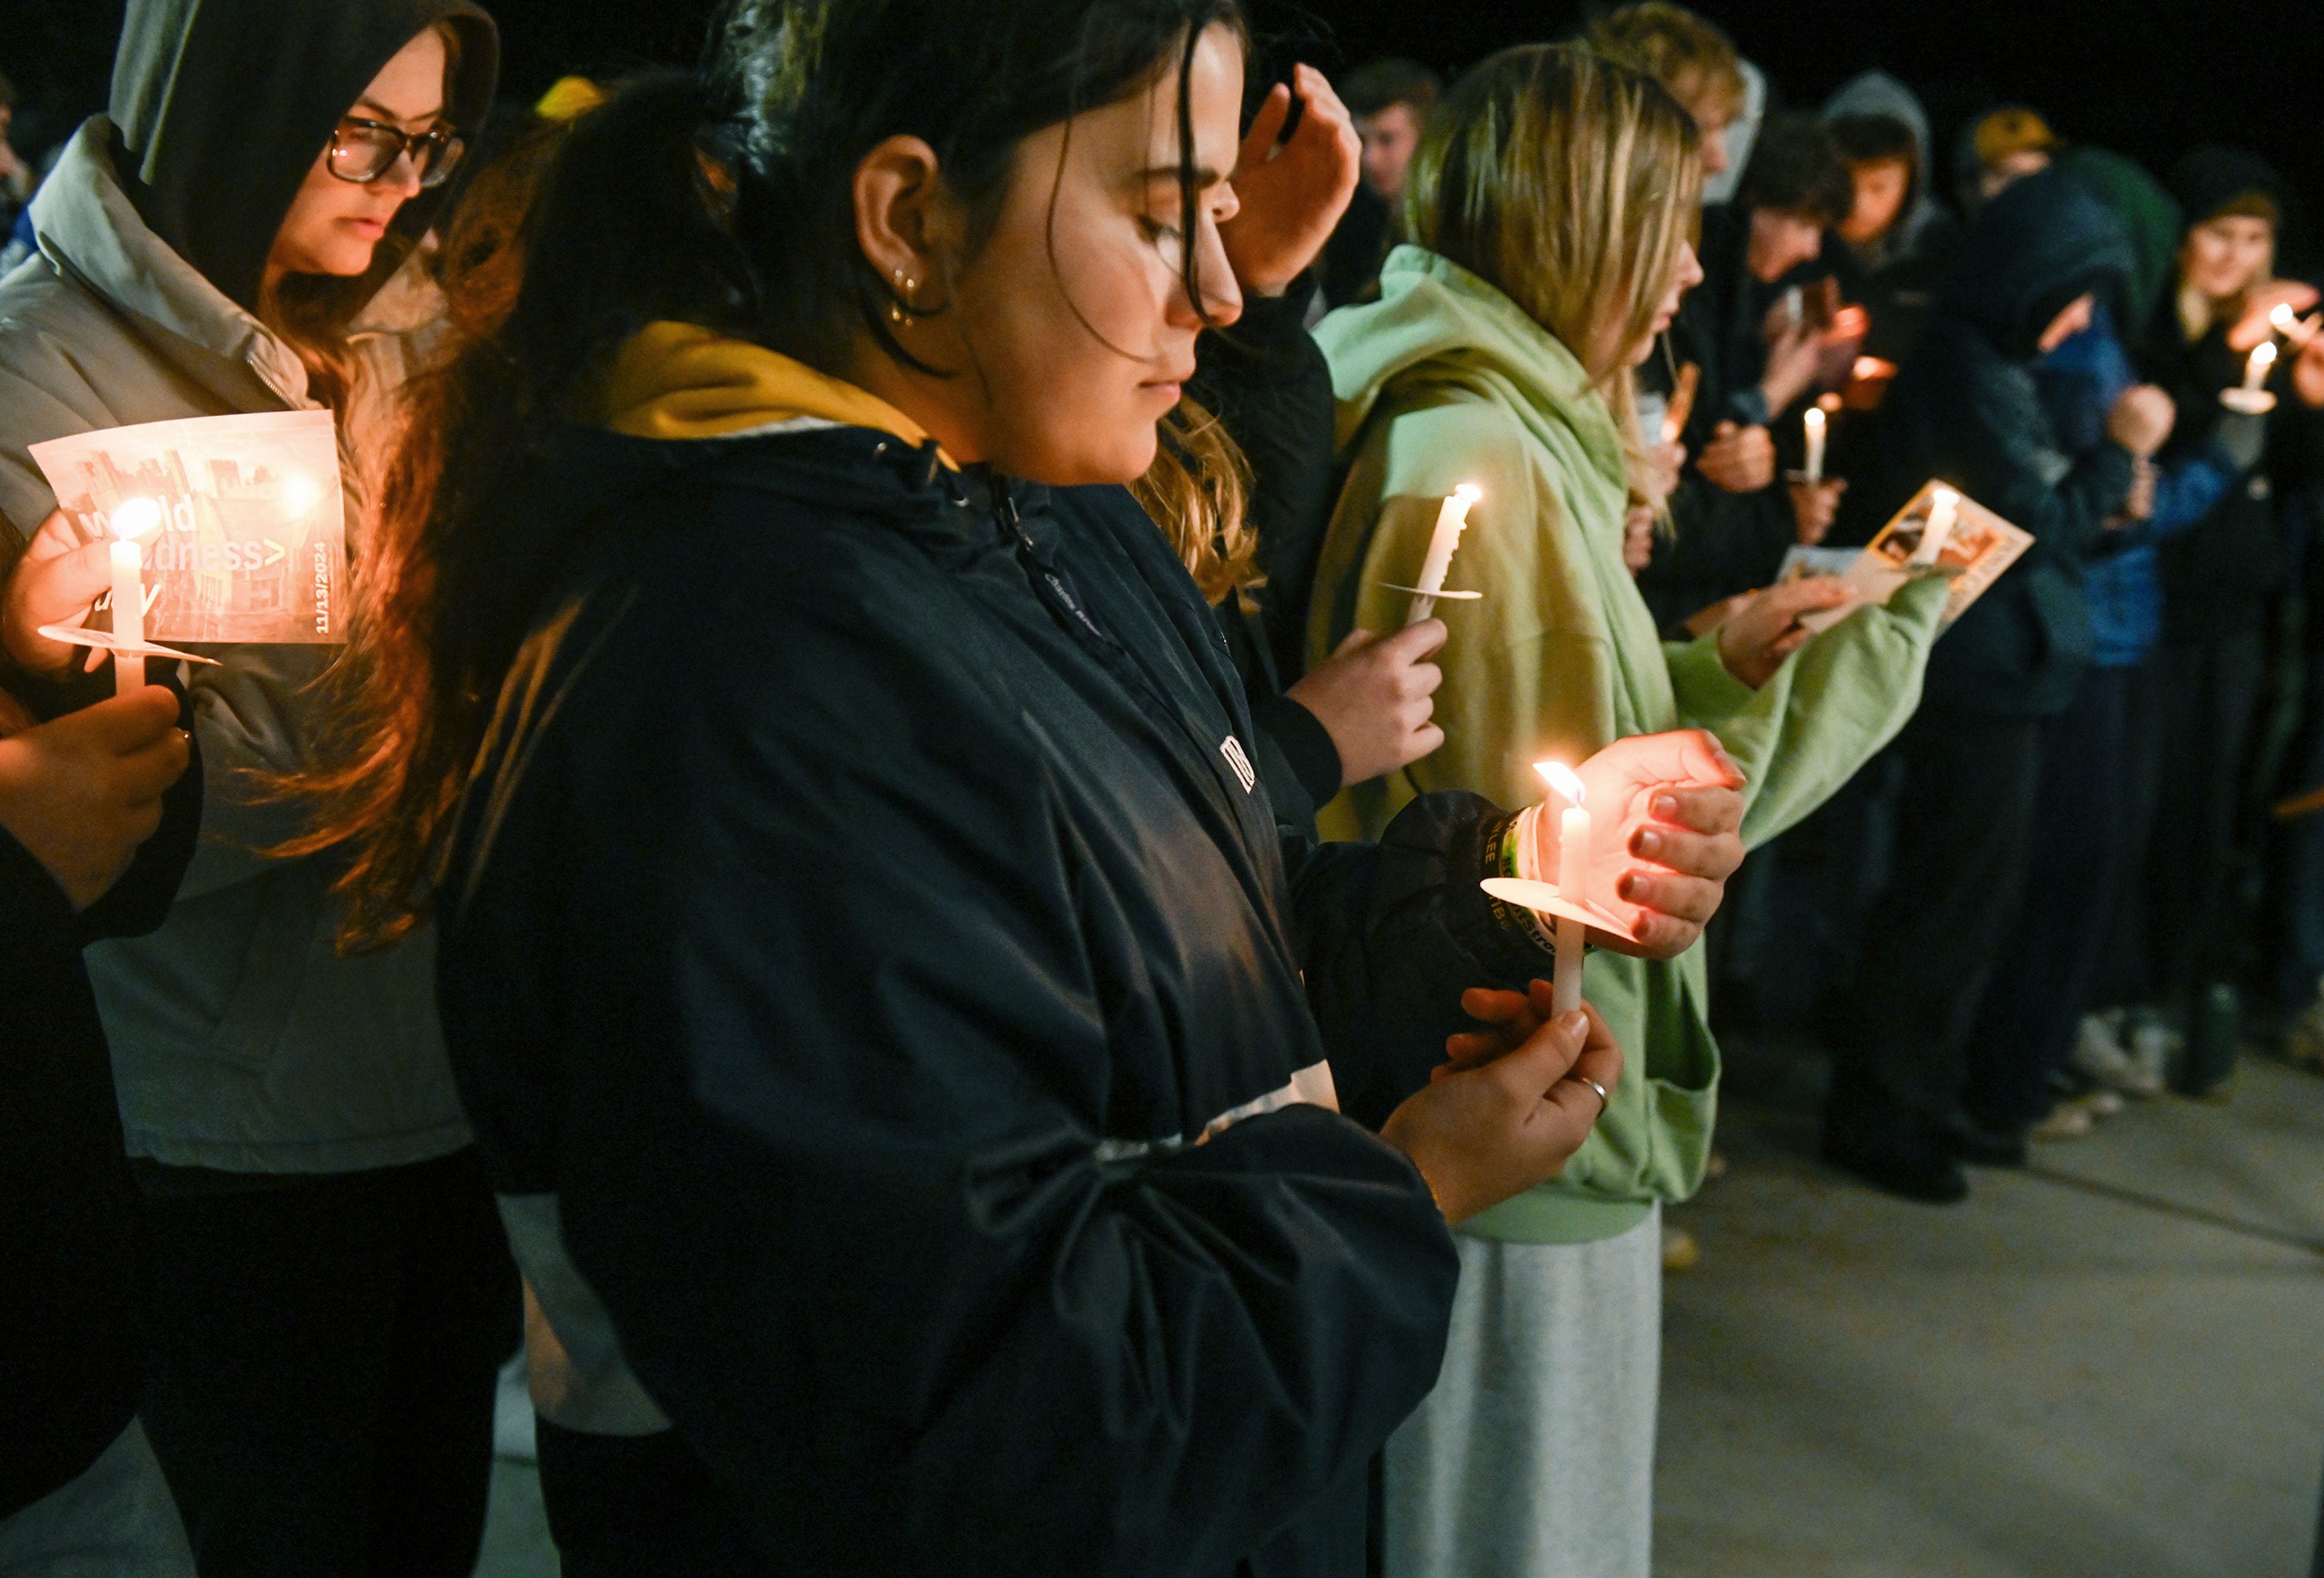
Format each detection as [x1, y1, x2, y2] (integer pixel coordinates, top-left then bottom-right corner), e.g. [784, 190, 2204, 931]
[1, 1, 2319, 1577]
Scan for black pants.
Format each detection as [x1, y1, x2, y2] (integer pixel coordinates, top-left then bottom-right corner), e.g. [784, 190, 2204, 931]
[2138, 629, 2267, 1006]
[136, 1148, 520, 1578]
[534, 1421, 766, 1577]
[1825, 702, 2046, 1141]
[1959, 666, 2135, 1128]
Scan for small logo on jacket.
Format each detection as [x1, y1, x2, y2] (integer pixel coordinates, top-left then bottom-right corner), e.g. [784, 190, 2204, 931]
[1219, 735, 1256, 793]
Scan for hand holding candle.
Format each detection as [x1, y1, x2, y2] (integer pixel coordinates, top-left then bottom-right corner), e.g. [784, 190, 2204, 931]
[105, 499, 160, 695]
[1537, 762, 1592, 1015]
[1407, 485, 1482, 626]
[1480, 729, 1748, 967]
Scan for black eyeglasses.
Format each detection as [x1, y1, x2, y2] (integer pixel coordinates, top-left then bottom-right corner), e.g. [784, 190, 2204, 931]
[326, 117, 466, 188]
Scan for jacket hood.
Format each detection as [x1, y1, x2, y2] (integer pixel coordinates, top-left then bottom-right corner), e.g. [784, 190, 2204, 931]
[1938, 166, 2135, 362]
[598, 321, 957, 468]
[1822, 70, 1945, 263]
[1317, 245, 1620, 468]
[108, 0, 497, 313]
[2055, 147, 2182, 332]
[2167, 146, 2287, 233]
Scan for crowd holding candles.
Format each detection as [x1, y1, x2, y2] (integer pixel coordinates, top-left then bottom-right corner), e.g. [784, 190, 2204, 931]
[0, 1, 2320, 1576]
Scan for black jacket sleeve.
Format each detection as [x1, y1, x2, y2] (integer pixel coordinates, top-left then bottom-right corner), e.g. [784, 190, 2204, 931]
[1191, 278, 1337, 688]
[1928, 333, 2135, 558]
[525, 598, 1457, 1578]
[1282, 793, 1557, 1130]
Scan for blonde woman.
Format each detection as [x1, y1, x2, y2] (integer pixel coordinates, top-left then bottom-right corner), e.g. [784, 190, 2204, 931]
[1310, 45, 1945, 1578]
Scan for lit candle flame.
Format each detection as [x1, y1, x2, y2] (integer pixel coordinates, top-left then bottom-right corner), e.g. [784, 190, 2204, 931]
[2272, 303, 2299, 333]
[1535, 761, 1585, 807]
[281, 472, 322, 519]
[1454, 483, 1482, 506]
[1932, 485, 1960, 511]
[110, 496, 161, 541]
[2254, 341, 2280, 372]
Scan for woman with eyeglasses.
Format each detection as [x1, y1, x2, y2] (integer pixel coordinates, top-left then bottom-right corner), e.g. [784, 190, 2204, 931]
[0, 2, 513, 1574]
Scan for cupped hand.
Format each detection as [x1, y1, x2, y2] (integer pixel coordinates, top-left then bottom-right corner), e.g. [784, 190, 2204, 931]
[0, 686, 188, 910]
[1759, 319, 1825, 414]
[1551, 727, 1748, 960]
[2225, 280, 2322, 353]
[1698, 421, 1776, 494]
[1788, 477, 1846, 545]
[1382, 993, 1621, 1223]
[1718, 576, 1851, 687]
[1219, 64, 1361, 298]
[1644, 439, 1687, 503]
[1621, 502, 1656, 574]
[1287, 619, 1446, 788]
[2105, 384, 2176, 459]
[2296, 332, 2324, 410]
[2, 508, 119, 676]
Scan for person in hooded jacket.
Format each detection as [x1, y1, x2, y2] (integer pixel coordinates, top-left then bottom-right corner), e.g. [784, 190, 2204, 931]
[0, 574, 197, 1570]
[1311, 48, 1938, 1578]
[1638, 113, 1854, 635]
[2116, 148, 2324, 1090]
[286, 7, 1754, 1576]
[1820, 71, 1960, 369]
[1820, 166, 2176, 1202]
[0, 2, 518, 1573]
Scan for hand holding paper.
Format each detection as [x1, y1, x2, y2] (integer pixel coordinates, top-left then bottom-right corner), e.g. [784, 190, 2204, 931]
[2, 509, 120, 676]
[1483, 730, 1748, 963]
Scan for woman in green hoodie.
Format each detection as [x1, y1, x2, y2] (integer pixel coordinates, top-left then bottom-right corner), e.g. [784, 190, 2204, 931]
[1310, 45, 1946, 1578]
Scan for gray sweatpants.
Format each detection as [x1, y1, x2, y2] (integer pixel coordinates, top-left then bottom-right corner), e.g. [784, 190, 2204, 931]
[1383, 1206, 1662, 1578]
[0, 1422, 194, 1577]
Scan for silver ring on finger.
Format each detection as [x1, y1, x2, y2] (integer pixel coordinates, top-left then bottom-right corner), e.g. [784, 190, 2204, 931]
[1572, 1076, 1610, 1113]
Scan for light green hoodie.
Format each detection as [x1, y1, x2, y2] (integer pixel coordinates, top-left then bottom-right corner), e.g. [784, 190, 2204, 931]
[1313, 246, 1946, 1245]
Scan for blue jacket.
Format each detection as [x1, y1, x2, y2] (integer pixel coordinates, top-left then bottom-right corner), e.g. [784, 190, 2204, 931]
[2035, 306, 2237, 667]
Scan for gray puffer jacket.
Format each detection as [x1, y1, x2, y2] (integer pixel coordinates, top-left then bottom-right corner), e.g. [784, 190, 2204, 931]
[0, 0, 496, 1172]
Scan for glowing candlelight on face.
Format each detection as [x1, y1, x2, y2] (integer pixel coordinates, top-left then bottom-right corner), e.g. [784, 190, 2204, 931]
[1407, 484, 1482, 626]
[2244, 340, 2279, 393]
[108, 497, 159, 695]
[1911, 486, 1960, 566]
[1802, 406, 1827, 484]
[1535, 761, 1590, 1017]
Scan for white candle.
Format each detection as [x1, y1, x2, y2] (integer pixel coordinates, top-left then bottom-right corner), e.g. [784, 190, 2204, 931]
[108, 497, 159, 695]
[2244, 340, 2279, 393]
[1911, 486, 1960, 565]
[1407, 484, 1482, 626]
[2271, 303, 2299, 337]
[1535, 762, 1590, 1017]
[1802, 406, 1827, 484]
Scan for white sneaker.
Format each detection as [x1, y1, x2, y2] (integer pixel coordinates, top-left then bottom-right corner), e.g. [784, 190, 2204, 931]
[2126, 1014, 2180, 1089]
[2077, 1087, 2126, 1118]
[2285, 983, 2324, 1073]
[2030, 1102, 2095, 1141]
[2074, 1012, 2165, 1098]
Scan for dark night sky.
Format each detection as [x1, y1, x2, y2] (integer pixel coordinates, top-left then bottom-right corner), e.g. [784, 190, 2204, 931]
[2, 0, 2317, 260]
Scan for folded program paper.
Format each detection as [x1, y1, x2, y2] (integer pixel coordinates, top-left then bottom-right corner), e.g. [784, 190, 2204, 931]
[31, 410, 347, 644]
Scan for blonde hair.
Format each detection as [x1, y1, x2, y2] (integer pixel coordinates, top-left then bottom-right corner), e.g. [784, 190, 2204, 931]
[1402, 43, 1702, 506]
[1132, 395, 1261, 611]
[1583, 2, 1745, 128]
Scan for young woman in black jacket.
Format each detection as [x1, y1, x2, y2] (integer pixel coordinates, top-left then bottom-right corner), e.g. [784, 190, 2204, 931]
[298, 4, 1750, 1572]
[0, 537, 197, 1568]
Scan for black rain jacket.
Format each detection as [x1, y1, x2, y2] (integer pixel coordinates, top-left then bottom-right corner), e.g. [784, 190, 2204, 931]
[1846, 167, 2138, 716]
[0, 679, 199, 1516]
[436, 424, 1563, 1577]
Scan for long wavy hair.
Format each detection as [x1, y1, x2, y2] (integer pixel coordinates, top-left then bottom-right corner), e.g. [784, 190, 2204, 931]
[292, 0, 1256, 948]
[1400, 44, 1702, 502]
